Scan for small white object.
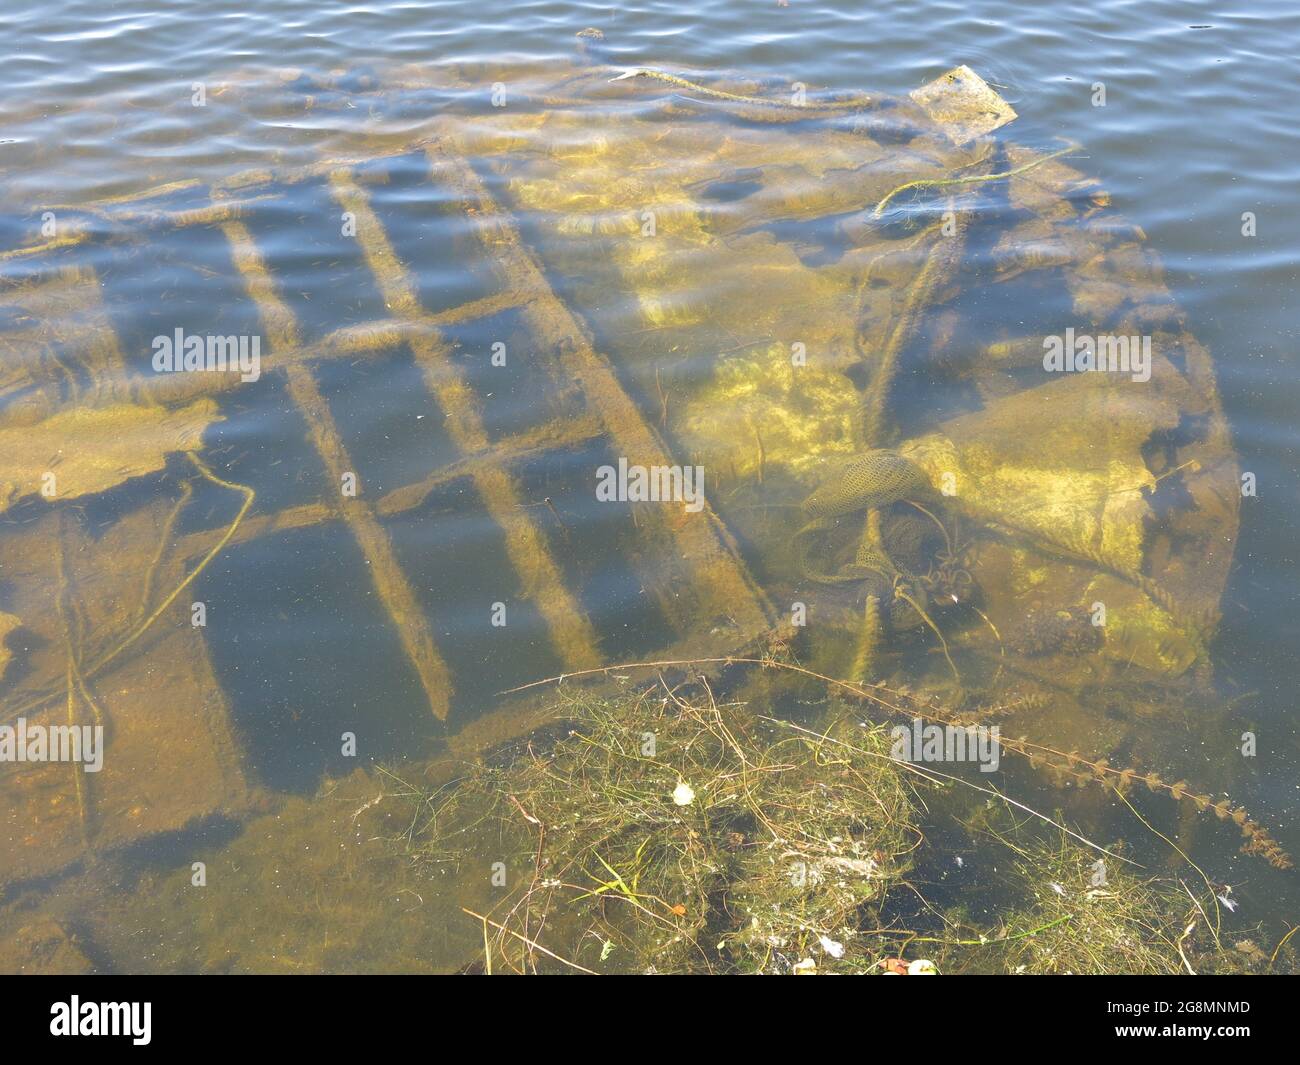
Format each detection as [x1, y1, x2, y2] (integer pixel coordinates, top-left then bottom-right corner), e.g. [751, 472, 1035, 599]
[818, 935, 845, 958]
[672, 779, 696, 806]
[907, 959, 938, 975]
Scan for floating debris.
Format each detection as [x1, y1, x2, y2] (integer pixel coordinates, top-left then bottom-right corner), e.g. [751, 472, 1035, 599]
[909, 65, 1018, 145]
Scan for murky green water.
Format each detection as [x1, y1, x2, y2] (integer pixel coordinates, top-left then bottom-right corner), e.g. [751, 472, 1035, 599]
[1, 1, 1298, 973]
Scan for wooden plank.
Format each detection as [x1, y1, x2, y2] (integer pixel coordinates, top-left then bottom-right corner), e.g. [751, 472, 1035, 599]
[169, 414, 608, 562]
[221, 218, 455, 719]
[424, 143, 776, 647]
[328, 172, 604, 675]
[0, 505, 253, 887]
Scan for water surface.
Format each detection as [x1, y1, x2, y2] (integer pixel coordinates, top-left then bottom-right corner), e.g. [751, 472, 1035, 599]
[1, 0, 1298, 972]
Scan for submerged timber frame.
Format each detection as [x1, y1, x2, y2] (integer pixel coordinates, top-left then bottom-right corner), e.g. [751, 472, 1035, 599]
[2, 122, 775, 729]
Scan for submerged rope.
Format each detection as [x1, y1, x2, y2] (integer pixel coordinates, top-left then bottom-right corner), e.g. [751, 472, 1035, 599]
[0, 453, 255, 725]
[872, 142, 1079, 217]
[90, 454, 254, 677]
[611, 68, 867, 112]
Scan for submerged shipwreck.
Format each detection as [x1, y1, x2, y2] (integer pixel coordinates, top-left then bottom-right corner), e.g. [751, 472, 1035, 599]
[0, 53, 1287, 970]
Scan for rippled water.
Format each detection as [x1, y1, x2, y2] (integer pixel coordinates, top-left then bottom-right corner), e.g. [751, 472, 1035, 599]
[1, 0, 1298, 972]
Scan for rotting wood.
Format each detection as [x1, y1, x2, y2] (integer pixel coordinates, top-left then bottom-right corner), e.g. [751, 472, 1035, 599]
[328, 170, 604, 674]
[170, 413, 608, 562]
[75, 291, 531, 415]
[221, 217, 456, 719]
[0, 504, 255, 888]
[423, 141, 776, 645]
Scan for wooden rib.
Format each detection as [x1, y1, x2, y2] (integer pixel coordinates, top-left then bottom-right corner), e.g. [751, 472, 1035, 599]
[56, 289, 528, 414]
[422, 142, 775, 644]
[327, 170, 603, 674]
[221, 217, 454, 719]
[172, 413, 607, 561]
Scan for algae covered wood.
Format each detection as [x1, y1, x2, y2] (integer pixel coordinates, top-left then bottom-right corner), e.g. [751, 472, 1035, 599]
[0, 399, 218, 512]
[0, 56, 1256, 913]
[0, 612, 18, 683]
[0, 504, 253, 887]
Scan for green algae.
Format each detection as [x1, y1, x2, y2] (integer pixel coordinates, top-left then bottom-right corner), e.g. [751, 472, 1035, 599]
[393, 688, 1284, 975]
[399, 690, 921, 974]
[930, 818, 1292, 976]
